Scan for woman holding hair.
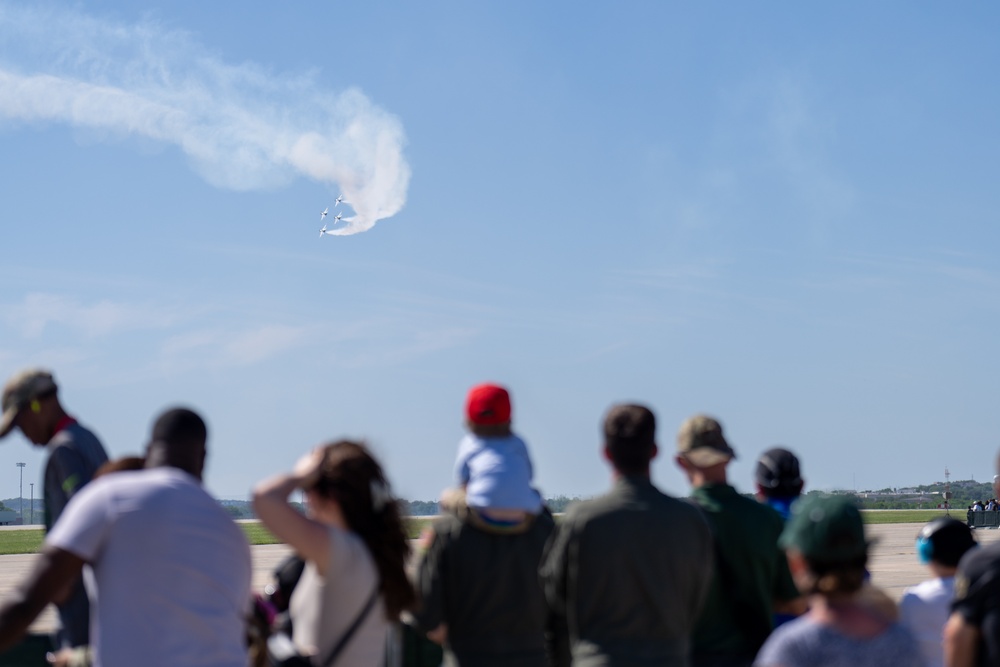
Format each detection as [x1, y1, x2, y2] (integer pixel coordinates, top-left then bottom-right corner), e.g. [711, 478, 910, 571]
[754, 495, 924, 667]
[253, 440, 415, 666]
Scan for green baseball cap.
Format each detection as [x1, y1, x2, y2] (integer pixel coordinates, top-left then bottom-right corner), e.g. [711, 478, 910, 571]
[780, 494, 868, 564]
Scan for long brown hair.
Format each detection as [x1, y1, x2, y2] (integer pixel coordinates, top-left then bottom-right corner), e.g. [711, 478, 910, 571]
[308, 441, 415, 618]
[800, 555, 868, 596]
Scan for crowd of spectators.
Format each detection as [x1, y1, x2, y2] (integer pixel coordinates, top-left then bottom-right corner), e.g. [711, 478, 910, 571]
[0, 368, 997, 667]
[969, 499, 998, 512]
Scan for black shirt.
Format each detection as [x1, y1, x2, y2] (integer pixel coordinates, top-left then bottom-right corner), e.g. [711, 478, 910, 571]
[413, 506, 555, 667]
[952, 541, 1000, 667]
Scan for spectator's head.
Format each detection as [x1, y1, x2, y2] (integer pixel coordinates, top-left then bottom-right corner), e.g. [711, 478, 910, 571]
[674, 414, 736, 484]
[780, 494, 868, 597]
[144, 408, 208, 480]
[602, 403, 657, 476]
[304, 440, 415, 618]
[755, 447, 804, 501]
[0, 368, 64, 445]
[464, 383, 512, 437]
[305, 441, 391, 521]
[916, 517, 976, 574]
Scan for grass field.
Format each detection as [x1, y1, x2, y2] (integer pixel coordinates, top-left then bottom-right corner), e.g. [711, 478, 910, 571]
[0, 513, 959, 556]
[0, 530, 44, 555]
[406, 517, 434, 539]
[860, 509, 957, 524]
[240, 522, 280, 545]
[0, 524, 288, 555]
[0, 518, 438, 556]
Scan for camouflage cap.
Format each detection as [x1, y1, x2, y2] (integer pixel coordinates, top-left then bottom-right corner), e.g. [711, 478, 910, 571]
[780, 494, 868, 565]
[676, 414, 736, 467]
[0, 368, 57, 438]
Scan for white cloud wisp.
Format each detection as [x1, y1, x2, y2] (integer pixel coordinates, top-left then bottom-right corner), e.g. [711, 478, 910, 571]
[0, 5, 409, 235]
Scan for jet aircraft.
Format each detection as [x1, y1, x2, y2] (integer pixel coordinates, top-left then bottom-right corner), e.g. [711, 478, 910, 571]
[335, 195, 344, 206]
[320, 207, 329, 220]
[319, 223, 328, 237]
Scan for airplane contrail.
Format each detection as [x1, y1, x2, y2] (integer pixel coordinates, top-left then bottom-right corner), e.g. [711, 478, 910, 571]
[0, 4, 409, 236]
[320, 218, 364, 237]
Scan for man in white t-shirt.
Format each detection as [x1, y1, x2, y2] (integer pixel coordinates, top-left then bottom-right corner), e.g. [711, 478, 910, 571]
[0, 407, 251, 667]
[899, 517, 976, 667]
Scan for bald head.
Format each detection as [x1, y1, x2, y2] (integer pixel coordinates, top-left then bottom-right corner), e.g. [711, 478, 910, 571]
[144, 407, 207, 481]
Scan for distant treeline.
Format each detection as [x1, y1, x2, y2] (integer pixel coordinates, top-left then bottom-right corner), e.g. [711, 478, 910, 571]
[0, 498, 43, 524]
[800, 481, 996, 511]
[14, 479, 994, 520]
[397, 495, 588, 516]
[216, 495, 588, 520]
[0, 498, 41, 512]
[0, 496, 589, 522]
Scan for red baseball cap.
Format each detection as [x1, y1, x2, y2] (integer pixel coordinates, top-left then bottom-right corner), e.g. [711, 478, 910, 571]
[465, 383, 511, 426]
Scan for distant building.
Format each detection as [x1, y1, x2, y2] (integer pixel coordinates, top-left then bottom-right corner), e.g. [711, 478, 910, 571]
[857, 491, 942, 504]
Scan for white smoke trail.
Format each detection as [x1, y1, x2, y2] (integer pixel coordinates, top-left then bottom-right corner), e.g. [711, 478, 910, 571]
[322, 216, 367, 237]
[0, 5, 409, 235]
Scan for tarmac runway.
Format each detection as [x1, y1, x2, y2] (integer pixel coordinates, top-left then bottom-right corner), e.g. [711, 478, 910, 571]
[1, 522, 997, 636]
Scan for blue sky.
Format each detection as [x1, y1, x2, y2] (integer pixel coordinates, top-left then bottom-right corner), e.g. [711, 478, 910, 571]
[1, 2, 999, 503]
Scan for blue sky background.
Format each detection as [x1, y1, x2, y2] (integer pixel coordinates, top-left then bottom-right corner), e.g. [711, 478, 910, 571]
[1, 2, 999, 503]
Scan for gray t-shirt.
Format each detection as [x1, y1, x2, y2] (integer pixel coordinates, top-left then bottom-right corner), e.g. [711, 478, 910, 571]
[44, 420, 109, 648]
[290, 526, 386, 666]
[45, 421, 109, 530]
[755, 614, 925, 667]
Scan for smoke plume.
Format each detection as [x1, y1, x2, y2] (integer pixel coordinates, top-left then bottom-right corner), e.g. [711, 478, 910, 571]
[0, 4, 409, 235]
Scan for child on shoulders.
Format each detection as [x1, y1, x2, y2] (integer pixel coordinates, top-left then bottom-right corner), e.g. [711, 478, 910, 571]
[445, 383, 543, 520]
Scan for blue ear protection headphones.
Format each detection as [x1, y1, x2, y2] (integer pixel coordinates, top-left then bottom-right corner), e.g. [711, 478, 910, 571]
[916, 517, 977, 566]
[916, 534, 934, 565]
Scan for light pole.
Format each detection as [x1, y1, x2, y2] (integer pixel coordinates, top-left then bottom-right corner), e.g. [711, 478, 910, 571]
[16, 462, 25, 524]
[29, 483, 34, 525]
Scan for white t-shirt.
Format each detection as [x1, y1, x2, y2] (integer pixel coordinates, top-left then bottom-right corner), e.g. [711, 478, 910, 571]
[290, 526, 387, 666]
[47, 467, 251, 667]
[898, 576, 955, 667]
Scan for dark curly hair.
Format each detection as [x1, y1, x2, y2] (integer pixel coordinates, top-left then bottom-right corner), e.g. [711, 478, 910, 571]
[307, 440, 415, 619]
